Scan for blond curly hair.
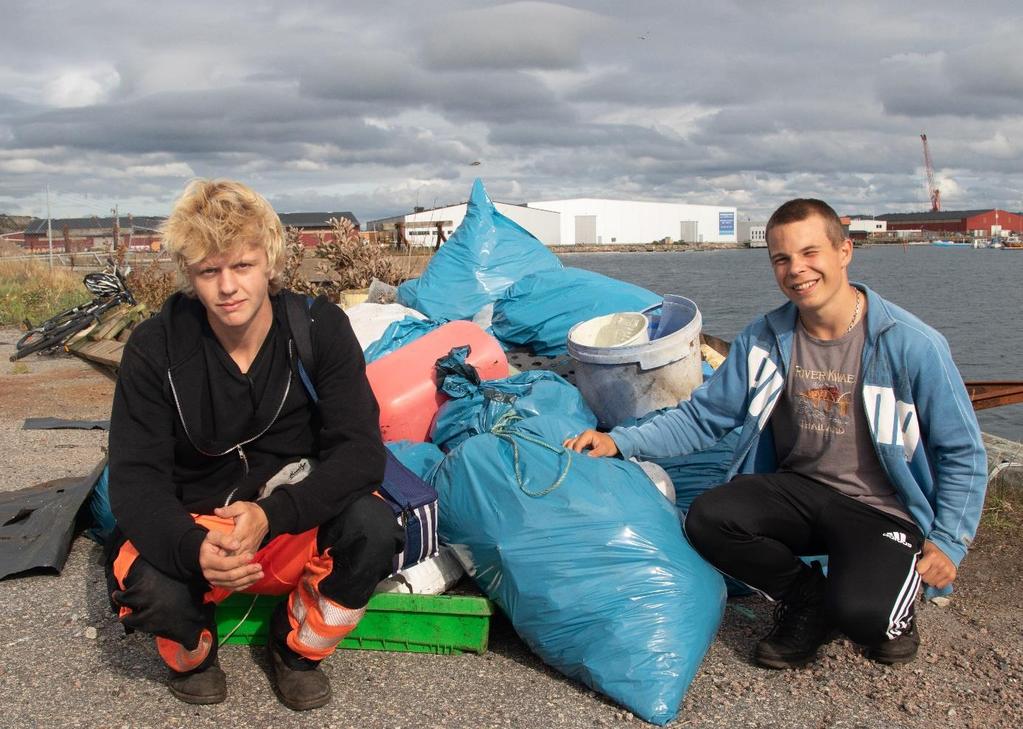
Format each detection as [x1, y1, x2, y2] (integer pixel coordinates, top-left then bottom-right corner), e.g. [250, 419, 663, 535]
[162, 179, 286, 295]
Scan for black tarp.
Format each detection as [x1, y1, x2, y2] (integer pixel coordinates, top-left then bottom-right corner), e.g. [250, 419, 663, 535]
[0, 461, 104, 579]
[22, 417, 110, 430]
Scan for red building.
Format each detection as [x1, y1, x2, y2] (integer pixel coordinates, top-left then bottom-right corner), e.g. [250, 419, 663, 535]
[876, 209, 1023, 236]
[278, 212, 360, 247]
[22, 216, 164, 253]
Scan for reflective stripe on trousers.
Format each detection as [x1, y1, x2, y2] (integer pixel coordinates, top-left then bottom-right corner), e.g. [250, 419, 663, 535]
[287, 549, 366, 661]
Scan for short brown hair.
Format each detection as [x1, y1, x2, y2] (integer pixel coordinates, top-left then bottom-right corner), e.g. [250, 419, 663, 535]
[765, 198, 846, 248]
[162, 179, 286, 295]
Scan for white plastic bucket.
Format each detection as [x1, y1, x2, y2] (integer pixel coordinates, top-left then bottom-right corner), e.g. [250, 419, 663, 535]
[567, 296, 703, 428]
[633, 459, 676, 502]
[567, 312, 650, 348]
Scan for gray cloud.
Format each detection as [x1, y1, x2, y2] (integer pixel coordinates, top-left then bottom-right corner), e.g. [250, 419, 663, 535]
[878, 32, 1023, 119]
[420, 2, 605, 71]
[0, 0, 1021, 222]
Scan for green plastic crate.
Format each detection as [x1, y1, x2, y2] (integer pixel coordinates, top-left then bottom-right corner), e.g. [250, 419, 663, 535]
[216, 592, 493, 655]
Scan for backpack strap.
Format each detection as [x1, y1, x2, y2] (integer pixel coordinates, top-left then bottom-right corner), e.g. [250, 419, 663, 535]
[283, 292, 320, 403]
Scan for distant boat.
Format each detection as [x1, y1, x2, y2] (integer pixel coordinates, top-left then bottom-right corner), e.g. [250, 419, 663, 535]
[930, 240, 970, 247]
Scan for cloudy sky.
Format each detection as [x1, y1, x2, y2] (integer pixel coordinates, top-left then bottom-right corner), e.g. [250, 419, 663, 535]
[2, 1, 1021, 222]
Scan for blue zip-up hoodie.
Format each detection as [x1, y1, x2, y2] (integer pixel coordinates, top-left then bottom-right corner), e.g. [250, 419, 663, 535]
[610, 284, 987, 569]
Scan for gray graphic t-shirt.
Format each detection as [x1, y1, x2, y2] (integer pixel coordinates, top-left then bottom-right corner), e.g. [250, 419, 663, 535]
[771, 318, 911, 522]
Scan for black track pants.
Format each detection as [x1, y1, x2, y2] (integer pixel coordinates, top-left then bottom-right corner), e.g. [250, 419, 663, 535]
[684, 472, 923, 644]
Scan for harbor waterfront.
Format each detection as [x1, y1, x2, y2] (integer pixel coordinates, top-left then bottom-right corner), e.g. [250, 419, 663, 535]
[564, 245, 1023, 442]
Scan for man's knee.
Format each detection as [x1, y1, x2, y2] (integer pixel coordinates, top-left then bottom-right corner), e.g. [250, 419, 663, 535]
[110, 556, 212, 648]
[683, 489, 729, 556]
[318, 493, 403, 557]
[316, 493, 404, 606]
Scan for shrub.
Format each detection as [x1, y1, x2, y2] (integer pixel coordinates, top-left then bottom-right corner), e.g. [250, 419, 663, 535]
[287, 218, 407, 303]
[278, 227, 319, 298]
[126, 255, 178, 313]
[0, 260, 85, 326]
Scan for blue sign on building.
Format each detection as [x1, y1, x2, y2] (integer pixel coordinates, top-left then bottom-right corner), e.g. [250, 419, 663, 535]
[719, 212, 735, 236]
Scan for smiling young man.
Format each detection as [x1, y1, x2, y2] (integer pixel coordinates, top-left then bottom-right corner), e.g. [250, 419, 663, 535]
[106, 180, 403, 708]
[565, 198, 987, 669]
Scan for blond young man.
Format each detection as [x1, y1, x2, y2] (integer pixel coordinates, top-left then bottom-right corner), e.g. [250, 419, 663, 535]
[566, 198, 986, 669]
[107, 180, 402, 709]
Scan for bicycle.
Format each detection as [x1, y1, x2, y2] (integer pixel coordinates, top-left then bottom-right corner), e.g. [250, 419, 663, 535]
[10, 262, 137, 362]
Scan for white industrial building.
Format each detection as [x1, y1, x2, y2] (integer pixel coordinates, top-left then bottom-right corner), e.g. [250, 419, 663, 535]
[366, 197, 738, 248]
[365, 202, 561, 246]
[848, 218, 887, 234]
[525, 198, 737, 245]
[737, 219, 767, 247]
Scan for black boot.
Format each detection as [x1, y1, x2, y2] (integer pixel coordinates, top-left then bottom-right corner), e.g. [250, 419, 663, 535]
[754, 562, 831, 669]
[167, 628, 227, 705]
[168, 661, 227, 705]
[866, 620, 920, 665]
[267, 602, 332, 711]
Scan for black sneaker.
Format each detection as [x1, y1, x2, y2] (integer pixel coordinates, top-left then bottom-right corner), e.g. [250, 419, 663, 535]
[754, 563, 831, 669]
[867, 621, 920, 665]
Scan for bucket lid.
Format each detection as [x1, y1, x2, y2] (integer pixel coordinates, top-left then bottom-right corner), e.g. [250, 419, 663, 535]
[644, 295, 698, 340]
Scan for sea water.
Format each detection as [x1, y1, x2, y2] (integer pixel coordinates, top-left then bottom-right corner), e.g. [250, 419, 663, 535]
[564, 245, 1023, 441]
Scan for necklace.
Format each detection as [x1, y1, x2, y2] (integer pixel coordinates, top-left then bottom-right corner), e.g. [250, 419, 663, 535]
[845, 288, 862, 334]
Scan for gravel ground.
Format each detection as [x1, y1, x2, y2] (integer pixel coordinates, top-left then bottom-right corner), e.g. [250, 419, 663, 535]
[1, 326, 1020, 729]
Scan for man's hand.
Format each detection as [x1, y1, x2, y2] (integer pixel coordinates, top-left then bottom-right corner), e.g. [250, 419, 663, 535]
[563, 430, 619, 458]
[213, 500, 269, 556]
[916, 540, 957, 589]
[198, 530, 263, 590]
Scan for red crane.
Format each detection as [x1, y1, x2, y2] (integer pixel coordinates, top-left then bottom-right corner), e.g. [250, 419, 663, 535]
[920, 133, 941, 211]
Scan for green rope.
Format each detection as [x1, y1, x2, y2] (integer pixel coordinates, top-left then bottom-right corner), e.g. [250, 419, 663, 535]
[218, 593, 259, 647]
[490, 411, 573, 497]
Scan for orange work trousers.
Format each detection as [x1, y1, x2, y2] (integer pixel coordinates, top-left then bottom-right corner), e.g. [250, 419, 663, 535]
[112, 514, 366, 672]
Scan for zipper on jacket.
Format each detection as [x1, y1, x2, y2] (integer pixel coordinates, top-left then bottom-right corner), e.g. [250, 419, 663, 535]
[167, 340, 296, 460]
[236, 445, 249, 474]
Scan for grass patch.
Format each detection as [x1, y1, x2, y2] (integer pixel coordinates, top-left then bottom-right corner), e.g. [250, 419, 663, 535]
[0, 260, 88, 327]
[10, 362, 29, 374]
[980, 477, 1023, 537]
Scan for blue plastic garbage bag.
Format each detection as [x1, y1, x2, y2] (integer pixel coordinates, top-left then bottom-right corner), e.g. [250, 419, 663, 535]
[492, 267, 661, 356]
[385, 440, 446, 482]
[396, 179, 562, 321]
[86, 463, 115, 544]
[364, 316, 445, 363]
[429, 346, 596, 452]
[619, 405, 741, 512]
[435, 413, 726, 725]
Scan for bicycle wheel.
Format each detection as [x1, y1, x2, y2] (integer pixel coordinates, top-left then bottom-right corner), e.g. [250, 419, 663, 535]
[11, 294, 133, 362]
[11, 315, 95, 361]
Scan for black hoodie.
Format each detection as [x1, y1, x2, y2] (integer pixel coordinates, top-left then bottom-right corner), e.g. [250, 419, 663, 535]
[108, 290, 385, 581]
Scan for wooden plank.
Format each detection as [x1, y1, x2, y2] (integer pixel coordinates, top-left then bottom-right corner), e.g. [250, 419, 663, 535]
[965, 381, 1023, 411]
[94, 307, 138, 341]
[64, 319, 102, 348]
[70, 338, 126, 368]
[89, 306, 132, 340]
